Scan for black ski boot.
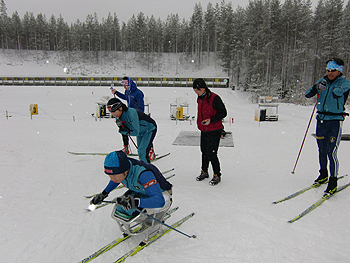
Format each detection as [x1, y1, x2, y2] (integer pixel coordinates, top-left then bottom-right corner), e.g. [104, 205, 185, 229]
[314, 169, 328, 184]
[209, 174, 221, 186]
[324, 176, 337, 195]
[196, 170, 209, 181]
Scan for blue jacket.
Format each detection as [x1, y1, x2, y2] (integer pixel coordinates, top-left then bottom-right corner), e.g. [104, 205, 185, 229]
[104, 158, 172, 208]
[116, 77, 145, 112]
[118, 108, 156, 137]
[305, 75, 350, 121]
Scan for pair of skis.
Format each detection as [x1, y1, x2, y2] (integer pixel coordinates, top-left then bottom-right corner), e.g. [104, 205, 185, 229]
[273, 175, 349, 223]
[68, 151, 170, 162]
[78, 207, 194, 263]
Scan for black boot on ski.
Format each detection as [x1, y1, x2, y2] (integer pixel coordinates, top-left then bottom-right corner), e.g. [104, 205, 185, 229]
[196, 170, 209, 181]
[314, 169, 328, 185]
[324, 176, 337, 195]
[209, 174, 221, 186]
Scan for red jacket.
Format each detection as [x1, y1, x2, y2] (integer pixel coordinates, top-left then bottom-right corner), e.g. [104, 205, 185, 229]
[196, 92, 227, 132]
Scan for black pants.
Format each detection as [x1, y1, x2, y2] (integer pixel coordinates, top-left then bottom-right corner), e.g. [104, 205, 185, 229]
[200, 130, 222, 176]
[122, 134, 129, 146]
[316, 119, 342, 177]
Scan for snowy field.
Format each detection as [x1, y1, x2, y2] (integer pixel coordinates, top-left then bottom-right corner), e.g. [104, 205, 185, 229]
[1, 81, 350, 262]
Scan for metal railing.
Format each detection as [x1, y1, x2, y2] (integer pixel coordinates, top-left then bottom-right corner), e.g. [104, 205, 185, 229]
[0, 76, 229, 88]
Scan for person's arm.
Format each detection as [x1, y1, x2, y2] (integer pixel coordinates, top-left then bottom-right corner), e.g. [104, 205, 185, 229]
[136, 91, 145, 112]
[138, 171, 165, 208]
[104, 180, 120, 194]
[116, 91, 127, 100]
[333, 79, 350, 97]
[211, 96, 227, 123]
[305, 78, 326, 98]
[90, 180, 120, 205]
[125, 109, 140, 136]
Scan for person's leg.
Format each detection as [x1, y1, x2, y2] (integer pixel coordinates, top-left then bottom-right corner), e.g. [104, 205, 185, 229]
[327, 120, 342, 178]
[137, 129, 156, 163]
[206, 130, 222, 176]
[121, 134, 130, 154]
[205, 130, 222, 185]
[315, 120, 328, 183]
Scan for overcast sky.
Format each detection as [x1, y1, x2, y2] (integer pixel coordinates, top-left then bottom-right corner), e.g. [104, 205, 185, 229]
[5, 0, 322, 24]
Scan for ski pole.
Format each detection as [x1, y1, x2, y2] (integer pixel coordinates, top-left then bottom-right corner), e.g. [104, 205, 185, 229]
[135, 208, 196, 239]
[101, 201, 196, 238]
[291, 91, 320, 174]
[129, 135, 138, 149]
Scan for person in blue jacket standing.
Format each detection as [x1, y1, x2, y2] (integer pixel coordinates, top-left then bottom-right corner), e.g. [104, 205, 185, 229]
[90, 150, 172, 221]
[111, 76, 145, 156]
[305, 58, 350, 195]
[106, 98, 157, 163]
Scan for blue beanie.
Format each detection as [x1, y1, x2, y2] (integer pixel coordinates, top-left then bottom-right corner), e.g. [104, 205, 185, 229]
[326, 58, 344, 72]
[104, 150, 130, 175]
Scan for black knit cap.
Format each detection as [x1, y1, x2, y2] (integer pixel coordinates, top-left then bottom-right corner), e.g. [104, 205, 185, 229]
[193, 78, 207, 89]
[107, 98, 123, 112]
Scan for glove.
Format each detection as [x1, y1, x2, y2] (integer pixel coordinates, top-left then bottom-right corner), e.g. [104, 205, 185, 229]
[116, 118, 123, 127]
[317, 79, 327, 90]
[90, 190, 108, 205]
[117, 195, 139, 210]
[201, 118, 211, 125]
[116, 119, 130, 134]
[110, 88, 117, 95]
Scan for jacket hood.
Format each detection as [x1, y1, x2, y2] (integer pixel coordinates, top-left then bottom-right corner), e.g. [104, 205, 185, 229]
[127, 77, 137, 92]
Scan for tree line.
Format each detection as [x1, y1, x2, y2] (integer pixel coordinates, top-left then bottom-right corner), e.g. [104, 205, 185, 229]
[1, 0, 350, 99]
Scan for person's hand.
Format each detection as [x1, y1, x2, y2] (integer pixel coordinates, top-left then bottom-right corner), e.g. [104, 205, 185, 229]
[116, 118, 123, 127]
[110, 88, 117, 95]
[90, 191, 108, 205]
[201, 119, 210, 125]
[317, 79, 327, 90]
[117, 195, 139, 210]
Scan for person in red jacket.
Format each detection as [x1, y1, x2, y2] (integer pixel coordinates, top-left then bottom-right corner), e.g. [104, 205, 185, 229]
[193, 78, 227, 185]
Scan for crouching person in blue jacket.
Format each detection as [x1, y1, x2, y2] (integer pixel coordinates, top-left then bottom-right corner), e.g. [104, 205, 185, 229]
[107, 98, 157, 163]
[90, 150, 173, 222]
[305, 58, 350, 195]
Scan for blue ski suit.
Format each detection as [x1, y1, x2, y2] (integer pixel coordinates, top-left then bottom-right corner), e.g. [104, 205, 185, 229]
[118, 108, 157, 163]
[115, 77, 145, 112]
[305, 75, 350, 177]
[104, 158, 172, 217]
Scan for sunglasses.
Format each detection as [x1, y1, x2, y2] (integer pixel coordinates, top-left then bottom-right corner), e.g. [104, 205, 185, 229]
[327, 69, 337, 72]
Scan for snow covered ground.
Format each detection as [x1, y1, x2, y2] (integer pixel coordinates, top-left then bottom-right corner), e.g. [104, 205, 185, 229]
[1, 61, 350, 263]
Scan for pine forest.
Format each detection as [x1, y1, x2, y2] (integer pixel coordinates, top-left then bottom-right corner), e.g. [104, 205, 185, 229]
[1, 0, 350, 102]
